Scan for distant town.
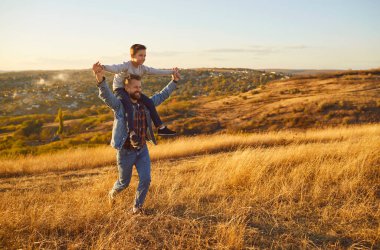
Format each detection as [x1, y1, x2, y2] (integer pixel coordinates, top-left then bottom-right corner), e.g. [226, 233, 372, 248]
[0, 68, 288, 116]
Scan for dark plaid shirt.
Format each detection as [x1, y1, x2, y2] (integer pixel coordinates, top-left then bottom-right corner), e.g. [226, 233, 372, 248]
[124, 100, 147, 149]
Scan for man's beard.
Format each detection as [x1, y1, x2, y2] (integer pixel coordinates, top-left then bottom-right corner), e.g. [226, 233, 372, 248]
[130, 91, 141, 100]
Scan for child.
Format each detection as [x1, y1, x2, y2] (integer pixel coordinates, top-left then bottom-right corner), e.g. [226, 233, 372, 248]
[101, 44, 177, 147]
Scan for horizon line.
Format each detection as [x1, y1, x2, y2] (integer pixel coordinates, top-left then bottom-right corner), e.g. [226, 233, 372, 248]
[2, 66, 379, 73]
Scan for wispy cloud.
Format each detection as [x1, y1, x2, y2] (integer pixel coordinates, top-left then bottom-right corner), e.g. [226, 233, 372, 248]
[283, 45, 308, 50]
[204, 45, 309, 55]
[149, 51, 186, 57]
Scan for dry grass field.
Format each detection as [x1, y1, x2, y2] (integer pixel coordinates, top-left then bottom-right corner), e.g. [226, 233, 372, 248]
[1, 124, 379, 249]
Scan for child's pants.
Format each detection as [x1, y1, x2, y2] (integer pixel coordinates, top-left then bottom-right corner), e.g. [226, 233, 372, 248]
[114, 88, 163, 132]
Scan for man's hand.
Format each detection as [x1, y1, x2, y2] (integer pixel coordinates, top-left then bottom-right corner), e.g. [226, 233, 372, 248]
[172, 71, 181, 82]
[92, 61, 104, 83]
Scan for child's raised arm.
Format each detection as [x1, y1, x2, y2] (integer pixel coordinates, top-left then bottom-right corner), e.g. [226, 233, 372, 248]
[102, 62, 129, 74]
[142, 65, 175, 75]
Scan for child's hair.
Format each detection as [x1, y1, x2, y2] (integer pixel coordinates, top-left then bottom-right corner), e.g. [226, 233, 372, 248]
[130, 44, 147, 56]
[125, 74, 141, 85]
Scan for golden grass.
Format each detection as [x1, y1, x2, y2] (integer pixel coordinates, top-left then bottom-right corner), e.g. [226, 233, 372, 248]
[1, 123, 378, 177]
[0, 124, 379, 248]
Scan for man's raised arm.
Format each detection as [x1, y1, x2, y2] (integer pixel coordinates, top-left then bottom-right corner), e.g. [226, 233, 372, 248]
[150, 72, 181, 107]
[92, 62, 121, 111]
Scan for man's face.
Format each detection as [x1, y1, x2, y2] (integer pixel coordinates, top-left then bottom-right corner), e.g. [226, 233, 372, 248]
[125, 79, 142, 100]
[131, 49, 146, 65]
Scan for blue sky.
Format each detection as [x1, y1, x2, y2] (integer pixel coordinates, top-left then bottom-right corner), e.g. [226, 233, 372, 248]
[0, 0, 379, 70]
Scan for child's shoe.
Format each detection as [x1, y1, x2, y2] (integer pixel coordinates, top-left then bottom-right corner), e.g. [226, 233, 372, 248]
[157, 126, 176, 136]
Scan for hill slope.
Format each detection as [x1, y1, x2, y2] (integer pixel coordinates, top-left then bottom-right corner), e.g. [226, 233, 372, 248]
[165, 69, 380, 133]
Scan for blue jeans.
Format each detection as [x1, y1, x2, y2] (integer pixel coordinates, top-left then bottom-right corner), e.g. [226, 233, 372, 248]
[112, 144, 151, 208]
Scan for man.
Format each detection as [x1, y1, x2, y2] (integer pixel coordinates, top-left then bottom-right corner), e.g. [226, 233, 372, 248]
[92, 62, 180, 214]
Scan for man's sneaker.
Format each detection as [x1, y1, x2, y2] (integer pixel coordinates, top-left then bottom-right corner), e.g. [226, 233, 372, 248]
[157, 126, 176, 136]
[130, 133, 141, 148]
[108, 190, 116, 207]
[132, 206, 144, 215]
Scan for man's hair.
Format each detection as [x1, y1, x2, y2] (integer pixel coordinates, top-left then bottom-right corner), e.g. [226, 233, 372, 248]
[125, 74, 141, 85]
[130, 44, 147, 56]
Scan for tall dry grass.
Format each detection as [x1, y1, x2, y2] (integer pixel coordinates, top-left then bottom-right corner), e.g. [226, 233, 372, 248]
[1, 123, 378, 177]
[0, 124, 379, 249]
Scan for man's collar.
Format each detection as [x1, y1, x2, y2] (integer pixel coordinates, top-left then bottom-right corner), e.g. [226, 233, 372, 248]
[131, 99, 143, 105]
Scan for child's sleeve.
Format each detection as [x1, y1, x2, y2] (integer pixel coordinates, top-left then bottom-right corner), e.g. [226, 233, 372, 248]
[142, 65, 174, 75]
[103, 62, 129, 74]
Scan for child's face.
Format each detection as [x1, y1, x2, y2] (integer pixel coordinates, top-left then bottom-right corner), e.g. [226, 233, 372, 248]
[131, 49, 146, 65]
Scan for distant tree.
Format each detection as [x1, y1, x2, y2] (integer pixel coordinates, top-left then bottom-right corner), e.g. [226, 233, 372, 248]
[56, 108, 64, 135]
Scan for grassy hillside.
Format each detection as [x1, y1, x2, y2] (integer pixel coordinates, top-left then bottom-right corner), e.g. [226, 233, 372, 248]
[0, 69, 379, 157]
[166, 69, 380, 133]
[0, 124, 379, 249]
